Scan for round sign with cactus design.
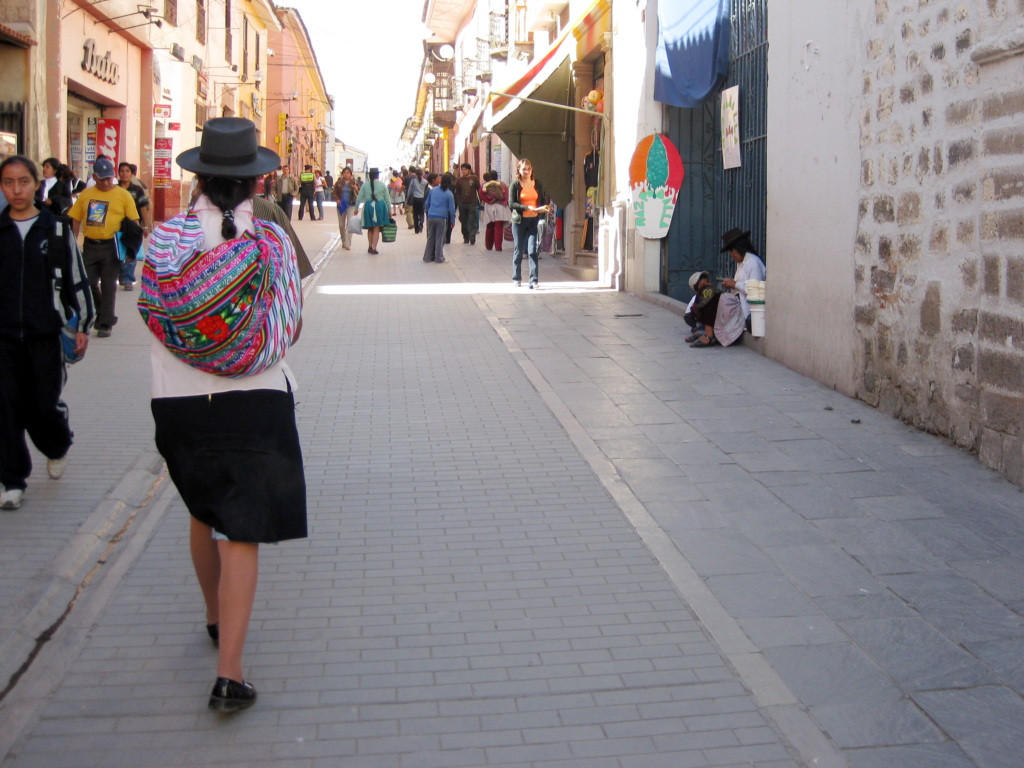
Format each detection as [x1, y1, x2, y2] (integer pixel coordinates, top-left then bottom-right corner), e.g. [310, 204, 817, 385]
[629, 134, 685, 239]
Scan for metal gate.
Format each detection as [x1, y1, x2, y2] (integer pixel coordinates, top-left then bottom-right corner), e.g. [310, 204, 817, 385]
[0, 102, 26, 154]
[662, 0, 768, 302]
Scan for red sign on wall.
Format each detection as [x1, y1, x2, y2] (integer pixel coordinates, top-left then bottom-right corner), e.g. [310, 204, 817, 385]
[95, 118, 121, 165]
[153, 137, 173, 189]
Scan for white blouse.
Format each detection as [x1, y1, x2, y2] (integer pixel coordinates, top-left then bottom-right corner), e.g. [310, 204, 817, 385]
[148, 196, 297, 399]
[733, 252, 767, 318]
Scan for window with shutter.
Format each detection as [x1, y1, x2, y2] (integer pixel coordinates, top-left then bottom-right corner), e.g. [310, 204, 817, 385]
[242, 16, 249, 80]
[225, 1, 232, 63]
[164, 0, 177, 25]
[196, 0, 206, 44]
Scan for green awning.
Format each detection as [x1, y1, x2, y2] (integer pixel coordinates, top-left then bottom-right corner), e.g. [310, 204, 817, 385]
[492, 57, 573, 208]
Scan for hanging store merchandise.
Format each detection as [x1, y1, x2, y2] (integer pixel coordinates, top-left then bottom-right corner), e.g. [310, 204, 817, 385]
[629, 133, 684, 239]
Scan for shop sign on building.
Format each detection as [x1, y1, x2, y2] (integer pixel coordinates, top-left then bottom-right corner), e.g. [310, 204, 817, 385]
[629, 133, 685, 239]
[154, 138, 173, 189]
[82, 39, 120, 85]
[154, 104, 172, 118]
[96, 118, 121, 164]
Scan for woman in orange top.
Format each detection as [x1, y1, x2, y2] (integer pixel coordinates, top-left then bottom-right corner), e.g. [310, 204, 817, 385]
[507, 159, 550, 288]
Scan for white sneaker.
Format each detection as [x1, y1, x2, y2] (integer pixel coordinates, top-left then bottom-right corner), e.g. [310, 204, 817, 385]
[47, 456, 67, 480]
[1, 489, 23, 509]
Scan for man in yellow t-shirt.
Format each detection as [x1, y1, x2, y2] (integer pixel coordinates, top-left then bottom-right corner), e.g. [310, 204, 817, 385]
[67, 157, 139, 337]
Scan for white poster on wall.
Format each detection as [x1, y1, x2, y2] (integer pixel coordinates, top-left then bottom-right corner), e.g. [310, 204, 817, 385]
[721, 85, 741, 170]
[491, 144, 502, 181]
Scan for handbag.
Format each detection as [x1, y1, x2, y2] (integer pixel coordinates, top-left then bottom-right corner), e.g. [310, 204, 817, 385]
[347, 214, 363, 235]
[381, 217, 397, 243]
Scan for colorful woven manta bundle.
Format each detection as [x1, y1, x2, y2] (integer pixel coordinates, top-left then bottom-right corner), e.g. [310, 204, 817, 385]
[138, 212, 301, 377]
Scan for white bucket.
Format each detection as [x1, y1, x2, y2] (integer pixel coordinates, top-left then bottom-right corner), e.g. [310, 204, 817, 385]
[750, 305, 766, 337]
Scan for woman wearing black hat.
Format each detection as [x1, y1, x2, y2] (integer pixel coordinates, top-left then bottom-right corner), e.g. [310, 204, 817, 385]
[139, 118, 307, 712]
[719, 228, 766, 337]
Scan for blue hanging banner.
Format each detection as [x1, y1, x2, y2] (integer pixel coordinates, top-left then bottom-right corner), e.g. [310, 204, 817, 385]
[654, 0, 731, 108]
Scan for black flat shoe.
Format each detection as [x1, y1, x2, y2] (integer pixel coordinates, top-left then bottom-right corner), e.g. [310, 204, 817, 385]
[206, 623, 219, 647]
[209, 677, 257, 712]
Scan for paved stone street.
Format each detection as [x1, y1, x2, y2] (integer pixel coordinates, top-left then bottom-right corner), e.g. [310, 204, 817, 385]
[1, 215, 1023, 767]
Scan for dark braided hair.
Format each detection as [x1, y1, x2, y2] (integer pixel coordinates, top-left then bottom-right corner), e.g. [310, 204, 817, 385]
[197, 175, 257, 239]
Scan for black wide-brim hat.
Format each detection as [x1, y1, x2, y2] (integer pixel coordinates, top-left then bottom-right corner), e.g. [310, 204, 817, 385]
[176, 117, 280, 178]
[720, 227, 752, 253]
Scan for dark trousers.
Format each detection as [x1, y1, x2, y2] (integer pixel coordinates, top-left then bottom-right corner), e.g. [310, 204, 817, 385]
[279, 194, 294, 221]
[298, 191, 316, 220]
[83, 239, 119, 330]
[485, 221, 505, 251]
[0, 334, 72, 490]
[511, 217, 540, 284]
[412, 197, 426, 233]
[458, 202, 479, 242]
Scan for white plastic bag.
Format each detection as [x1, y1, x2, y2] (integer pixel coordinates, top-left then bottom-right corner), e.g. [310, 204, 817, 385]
[347, 210, 363, 235]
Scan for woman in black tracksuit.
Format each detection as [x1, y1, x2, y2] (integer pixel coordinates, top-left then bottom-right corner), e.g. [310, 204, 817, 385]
[0, 155, 93, 510]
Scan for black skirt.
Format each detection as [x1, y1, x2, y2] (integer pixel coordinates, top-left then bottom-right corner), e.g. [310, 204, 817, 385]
[152, 389, 307, 544]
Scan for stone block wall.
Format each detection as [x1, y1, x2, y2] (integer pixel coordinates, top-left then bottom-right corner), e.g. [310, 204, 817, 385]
[975, 2, 1024, 482]
[855, 0, 1024, 485]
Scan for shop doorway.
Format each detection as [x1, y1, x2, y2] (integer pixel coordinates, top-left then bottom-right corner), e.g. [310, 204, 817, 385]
[66, 93, 102, 184]
[662, 0, 768, 303]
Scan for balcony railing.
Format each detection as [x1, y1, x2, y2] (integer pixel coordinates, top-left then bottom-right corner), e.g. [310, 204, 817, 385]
[489, 10, 508, 59]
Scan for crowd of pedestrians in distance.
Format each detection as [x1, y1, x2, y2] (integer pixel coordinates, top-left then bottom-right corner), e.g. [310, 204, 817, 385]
[357, 159, 550, 279]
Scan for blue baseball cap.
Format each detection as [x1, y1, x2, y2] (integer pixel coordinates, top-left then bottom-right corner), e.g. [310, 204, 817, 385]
[93, 157, 115, 179]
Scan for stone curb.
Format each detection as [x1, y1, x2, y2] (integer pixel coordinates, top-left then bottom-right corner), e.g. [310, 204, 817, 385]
[0, 451, 168, 702]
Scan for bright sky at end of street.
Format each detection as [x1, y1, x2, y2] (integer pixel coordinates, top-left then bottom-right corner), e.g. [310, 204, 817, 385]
[281, 0, 428, 170]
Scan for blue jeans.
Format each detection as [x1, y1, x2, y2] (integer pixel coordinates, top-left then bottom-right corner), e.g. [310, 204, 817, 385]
[511, 217, 540, 284]
[119, 258, 137, 285]
[315, 190, 325, 219]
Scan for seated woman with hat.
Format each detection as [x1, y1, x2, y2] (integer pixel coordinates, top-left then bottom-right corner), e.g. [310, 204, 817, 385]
[688, 228, 767, 348]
